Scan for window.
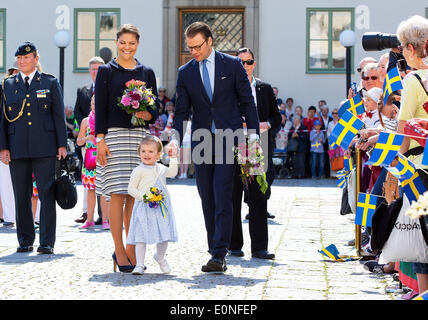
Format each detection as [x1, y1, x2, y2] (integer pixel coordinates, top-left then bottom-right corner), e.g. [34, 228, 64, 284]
[0, 9, 5, 73]
[306, 8, 354, 74]
[74, 8, 120, 72]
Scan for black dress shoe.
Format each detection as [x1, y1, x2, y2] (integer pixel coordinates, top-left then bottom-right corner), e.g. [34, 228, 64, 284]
[252, 250, 275, 260]
[75, 213, 87, 223]
[201, 257, 227, 273]
[267, 212, 275, 219]
[17, 246, 33, 253]
[245, 213, 275, 220]
[228, 249, 244, 257]
[94, 217, 103, 225]
[37, 245, 54, 254]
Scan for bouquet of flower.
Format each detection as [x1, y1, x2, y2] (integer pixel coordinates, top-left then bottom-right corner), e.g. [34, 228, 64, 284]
[117, 79, 157, 126]
[143, 187, 164, 208]
[406, 191, 428, 219]
[234, 140, 268, 194]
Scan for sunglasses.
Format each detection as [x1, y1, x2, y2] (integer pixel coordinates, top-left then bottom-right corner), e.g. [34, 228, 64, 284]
[332, 112, 338, 115]
[241, 59, 255, 66]
[362, 76, 378, 81]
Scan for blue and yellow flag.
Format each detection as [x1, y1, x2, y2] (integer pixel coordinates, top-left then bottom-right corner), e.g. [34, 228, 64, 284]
[366, 132, 404, 166]
[414, 289, 428, 300]
[344, 156, 353, 172]
[355, 193, 377, 227]
[387, 153, 416, 181]
[318, 244, 342, 261]
[382, 66, 403, 104]
[401, 171, 426, 204]
[336, 176, 346, 189]
[330, 110, 364, 151]
[338, 94, 365, 118]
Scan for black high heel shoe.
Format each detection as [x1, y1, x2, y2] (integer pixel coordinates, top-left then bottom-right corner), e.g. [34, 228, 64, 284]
[112, 253, 134, 273]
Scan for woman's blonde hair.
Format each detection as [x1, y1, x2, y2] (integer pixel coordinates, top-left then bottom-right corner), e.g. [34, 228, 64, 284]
[397, 15, 428, 58]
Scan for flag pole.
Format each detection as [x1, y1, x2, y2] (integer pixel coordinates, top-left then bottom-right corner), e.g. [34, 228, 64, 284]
[355, 148, 362, 256]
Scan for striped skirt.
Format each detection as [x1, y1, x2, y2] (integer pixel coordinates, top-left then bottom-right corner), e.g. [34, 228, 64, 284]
[96, 127, 149, 197]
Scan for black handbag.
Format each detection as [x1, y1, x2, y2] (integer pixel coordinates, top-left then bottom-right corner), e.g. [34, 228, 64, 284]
[340, 183, 352, 215]
[55, 155, 78, 210]
[370, 196, 403, 255]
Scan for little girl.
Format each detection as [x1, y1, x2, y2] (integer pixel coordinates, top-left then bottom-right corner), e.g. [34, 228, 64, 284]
[127, 135, 178, 275]
[77, 96, 110, 230]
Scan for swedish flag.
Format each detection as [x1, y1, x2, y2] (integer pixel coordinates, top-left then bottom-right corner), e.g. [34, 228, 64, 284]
[344, 156, 353, 172]
[318, 244, 342, 261]
[366, 132, 404, 166]
[401, 171, 426, 204]
[336, 176, 346, 189]
[383, 66, 403, 104]
[414, 289, 428, 300]
[387, 153, 416, 181]
[338, 94, 365, 118]
[336, 170, 348, 178]
[355, 193, 377, 227]
[330, 110, 364, 151]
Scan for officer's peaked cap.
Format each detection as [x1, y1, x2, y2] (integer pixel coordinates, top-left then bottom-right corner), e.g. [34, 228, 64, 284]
[15, 42, 37, 56]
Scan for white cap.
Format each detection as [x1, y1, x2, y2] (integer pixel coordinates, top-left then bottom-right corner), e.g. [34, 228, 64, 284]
[364, 87, 383, 103]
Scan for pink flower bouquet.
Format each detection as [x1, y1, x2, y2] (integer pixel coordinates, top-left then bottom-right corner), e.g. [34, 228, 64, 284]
[117, 79, 157, 126]
[234, 140, 268, 194]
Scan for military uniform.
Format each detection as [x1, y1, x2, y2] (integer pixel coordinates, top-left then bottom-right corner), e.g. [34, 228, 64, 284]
[0, 42, 67, 253]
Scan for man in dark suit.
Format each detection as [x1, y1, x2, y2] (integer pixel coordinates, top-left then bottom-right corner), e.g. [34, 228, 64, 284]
[73, 56, 104, 224]
[74, 57, 104, 125]
[0, 42, 67, 254]
[167, 22, 260, 273]
[229, 48, 282, 259]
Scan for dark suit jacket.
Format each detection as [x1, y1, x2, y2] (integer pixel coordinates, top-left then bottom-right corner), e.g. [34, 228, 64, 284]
[0, 71, 67, 159]
[255, 78, 282, 186]
[74, 84, 92, 126]
[172, 50, 260, 146]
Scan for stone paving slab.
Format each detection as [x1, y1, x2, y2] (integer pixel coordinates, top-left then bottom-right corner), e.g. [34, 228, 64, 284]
[0, 178, 396, 300]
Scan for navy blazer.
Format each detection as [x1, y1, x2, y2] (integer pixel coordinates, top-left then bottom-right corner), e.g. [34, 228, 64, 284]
[172, 50, 260, 145]
[95, 58, 159, 135]
[0, 71, 67, 159]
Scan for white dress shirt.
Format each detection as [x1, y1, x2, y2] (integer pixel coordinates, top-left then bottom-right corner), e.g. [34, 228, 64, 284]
[20, 69, 37, 86]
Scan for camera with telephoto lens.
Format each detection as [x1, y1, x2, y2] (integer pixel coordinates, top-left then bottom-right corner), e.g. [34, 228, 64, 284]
[362, 32, 401, 51]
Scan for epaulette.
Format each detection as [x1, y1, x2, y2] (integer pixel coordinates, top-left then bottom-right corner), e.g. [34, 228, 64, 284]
[42, 72, 56, 78]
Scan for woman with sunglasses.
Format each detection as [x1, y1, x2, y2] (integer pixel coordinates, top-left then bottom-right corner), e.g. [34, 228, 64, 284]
[361, 63, 383, 91]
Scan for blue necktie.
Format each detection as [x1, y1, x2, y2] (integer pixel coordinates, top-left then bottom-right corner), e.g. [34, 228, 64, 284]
[202, 60, 212, 102]
[202, 60, 216, 133]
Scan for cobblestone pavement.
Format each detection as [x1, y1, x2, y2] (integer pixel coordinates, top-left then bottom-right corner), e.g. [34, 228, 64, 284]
[0, 178, 396, 300]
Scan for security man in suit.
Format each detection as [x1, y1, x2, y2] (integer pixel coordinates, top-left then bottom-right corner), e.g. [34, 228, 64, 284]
[0, 42, 68, 254]
[229, 47, 282, 259]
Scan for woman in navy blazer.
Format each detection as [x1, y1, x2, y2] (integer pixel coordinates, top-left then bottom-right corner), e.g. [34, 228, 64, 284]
[95, 24, 159, 272]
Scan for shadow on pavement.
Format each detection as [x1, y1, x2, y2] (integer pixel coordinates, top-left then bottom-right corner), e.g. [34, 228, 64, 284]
[0, 252, 74, 265]
[88, 272, 266, 290]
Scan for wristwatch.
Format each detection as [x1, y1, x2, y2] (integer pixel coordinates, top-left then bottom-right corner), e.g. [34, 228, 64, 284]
[96, 137, 104, 143]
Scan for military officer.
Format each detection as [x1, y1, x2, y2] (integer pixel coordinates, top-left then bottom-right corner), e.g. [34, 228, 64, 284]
[0, 42, 67, 254]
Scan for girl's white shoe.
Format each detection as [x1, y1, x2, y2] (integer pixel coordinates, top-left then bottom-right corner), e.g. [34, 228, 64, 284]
[132, 265, 145, 275]
[154, 254, 171, 274]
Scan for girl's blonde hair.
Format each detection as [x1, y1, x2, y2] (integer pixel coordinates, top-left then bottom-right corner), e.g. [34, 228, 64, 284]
[137, 134, 163, 154]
